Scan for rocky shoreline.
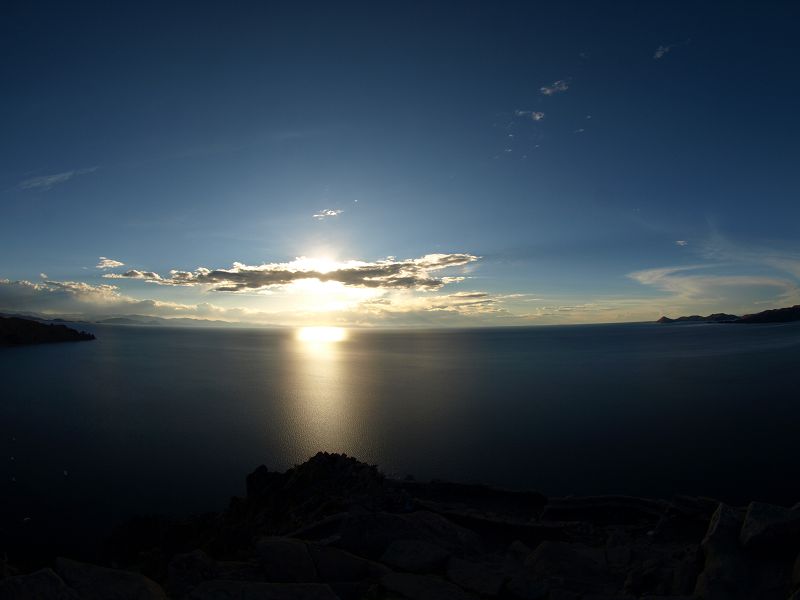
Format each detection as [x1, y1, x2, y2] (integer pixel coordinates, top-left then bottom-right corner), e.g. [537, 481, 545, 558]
[2, 453, 800, 599]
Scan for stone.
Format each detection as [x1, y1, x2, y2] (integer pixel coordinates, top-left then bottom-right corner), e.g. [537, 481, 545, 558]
[445, 557, 505, 596]
[0, 568, 80, 600]
[54, 557, 167, 600]
[381, 572, 476, 600]
[740, 502, 800, 549]
[307, 543, 389, 582]
[310, 510, 481, 559]
[524, 541, 607, 582]
[186, 581, 340, 599]
[793, 550, 800, 588]
[693, 503, 752, 600]
[503, 573, 549, 600]
[168, 550, 218, 597]
[381, 539, 450, 573]
[256, 537, 317, 582]
[167, 550, 265, 596]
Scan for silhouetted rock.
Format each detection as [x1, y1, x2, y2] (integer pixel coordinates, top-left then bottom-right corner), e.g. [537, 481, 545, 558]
[658, 304, 800, 324]
[0, 316, 94, 346]
[738, 304, 800, 323]
[186, 581, 339, 599]
[381, 539, 450, 573]
[740, 502, 800, 549]
[0, 568, 80, 599]
[54, 557, 167, 599]
[657, 313, 739, 324]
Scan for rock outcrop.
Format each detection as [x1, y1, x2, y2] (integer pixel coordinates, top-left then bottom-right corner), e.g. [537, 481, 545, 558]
[3, 453, 800, 599]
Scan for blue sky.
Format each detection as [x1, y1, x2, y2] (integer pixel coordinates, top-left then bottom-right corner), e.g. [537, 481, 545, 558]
[2, 1, 799, 325]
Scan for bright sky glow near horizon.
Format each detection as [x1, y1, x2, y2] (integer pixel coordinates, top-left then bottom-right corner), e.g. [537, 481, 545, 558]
[2, 1, 800, 326]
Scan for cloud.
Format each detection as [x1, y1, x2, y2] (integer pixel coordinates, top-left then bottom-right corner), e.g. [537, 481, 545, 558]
[103, 253, 480, 292]
[540, 79, 569, 96]
[96, 257, 125, 269]
[653, 45, 671, 60]
[654, 41, 689, 60]
[514, 110, 545, 121]
[0, 277, 518, 327]
[109, 269, 163, 281]
[675, 240, 688, 247]
[18, 167, 98, 191]
[313, 209, 343, 220]
[628, 264, 800, 305]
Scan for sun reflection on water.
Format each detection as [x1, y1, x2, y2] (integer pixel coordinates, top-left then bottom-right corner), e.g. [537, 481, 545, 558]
[296, 326, 348, 343]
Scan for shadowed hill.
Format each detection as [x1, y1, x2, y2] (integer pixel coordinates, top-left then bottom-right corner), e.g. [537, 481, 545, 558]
[658, 304, 800, 324]
[0, 316, 95, 346]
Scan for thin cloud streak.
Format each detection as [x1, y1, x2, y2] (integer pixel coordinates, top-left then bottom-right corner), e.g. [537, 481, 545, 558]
[540, 79, 569, 95]
[313, 209, 343, 220]
[18, 167, 98, 191]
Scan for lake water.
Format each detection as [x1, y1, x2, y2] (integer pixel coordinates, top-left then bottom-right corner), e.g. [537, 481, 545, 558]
[2, 322, 799, 558]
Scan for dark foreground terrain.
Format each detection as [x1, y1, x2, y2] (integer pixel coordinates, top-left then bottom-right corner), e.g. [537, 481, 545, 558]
[2, 453, 800, 599]
[0, 316, 95, 346]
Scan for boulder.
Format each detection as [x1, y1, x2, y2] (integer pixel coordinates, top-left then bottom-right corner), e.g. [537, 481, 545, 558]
[306, 543, 389, 582]
[0, 568, 80, 600]
[54, 557, 167, 600]
[445, 557, 505, 596]
[167, 550, 265, 596]
[300, 510, 481, 559]
[739, 502, 800, 549]
[380, 572, 477, 600]
[524, 541, 611, 591]
[168, 550, 218, 597]
[186, 581, 339, 599]
[381, 539, 450, 573]
[256, 537, 317, 582]
[693, 503, 752, 600]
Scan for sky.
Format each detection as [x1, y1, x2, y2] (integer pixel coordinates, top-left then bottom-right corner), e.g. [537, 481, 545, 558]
[1, 1, 800, 327]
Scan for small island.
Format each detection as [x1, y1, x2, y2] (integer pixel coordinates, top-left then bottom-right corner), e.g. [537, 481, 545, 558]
[657, 304, 800, 324]
[0, 316, 95, 346]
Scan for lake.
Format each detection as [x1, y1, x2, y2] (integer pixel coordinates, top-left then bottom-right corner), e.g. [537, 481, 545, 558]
[2, 321, 799, 559]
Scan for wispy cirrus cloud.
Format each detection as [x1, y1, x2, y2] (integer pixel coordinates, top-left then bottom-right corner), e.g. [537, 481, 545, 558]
[654, 40, 689, 60]
[540, 79, 569, 96]
[104, 253, 480, 292]
[628, 264, 800, 305]
[675, 240, 689, 247]
[653, 44, 672, 60]
[514, 110, 545, 121]
[18, 167, 98, 191]
[313, 209, 343, 220]
[96, 257, 125, 269]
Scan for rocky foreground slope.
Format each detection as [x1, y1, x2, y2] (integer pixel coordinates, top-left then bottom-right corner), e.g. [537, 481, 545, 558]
[2, 453, 800, 599]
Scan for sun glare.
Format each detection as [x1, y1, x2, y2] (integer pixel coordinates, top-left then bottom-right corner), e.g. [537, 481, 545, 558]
[296, 326, 348, 343]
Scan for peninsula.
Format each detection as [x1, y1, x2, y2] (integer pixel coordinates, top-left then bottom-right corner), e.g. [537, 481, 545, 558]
[657, 304, 800, 324]
[0, 316, 95, 346]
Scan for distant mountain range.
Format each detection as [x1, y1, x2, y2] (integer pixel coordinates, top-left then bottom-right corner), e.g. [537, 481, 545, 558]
[0, 312, 249, 328]
[657, 305, 800, 324]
